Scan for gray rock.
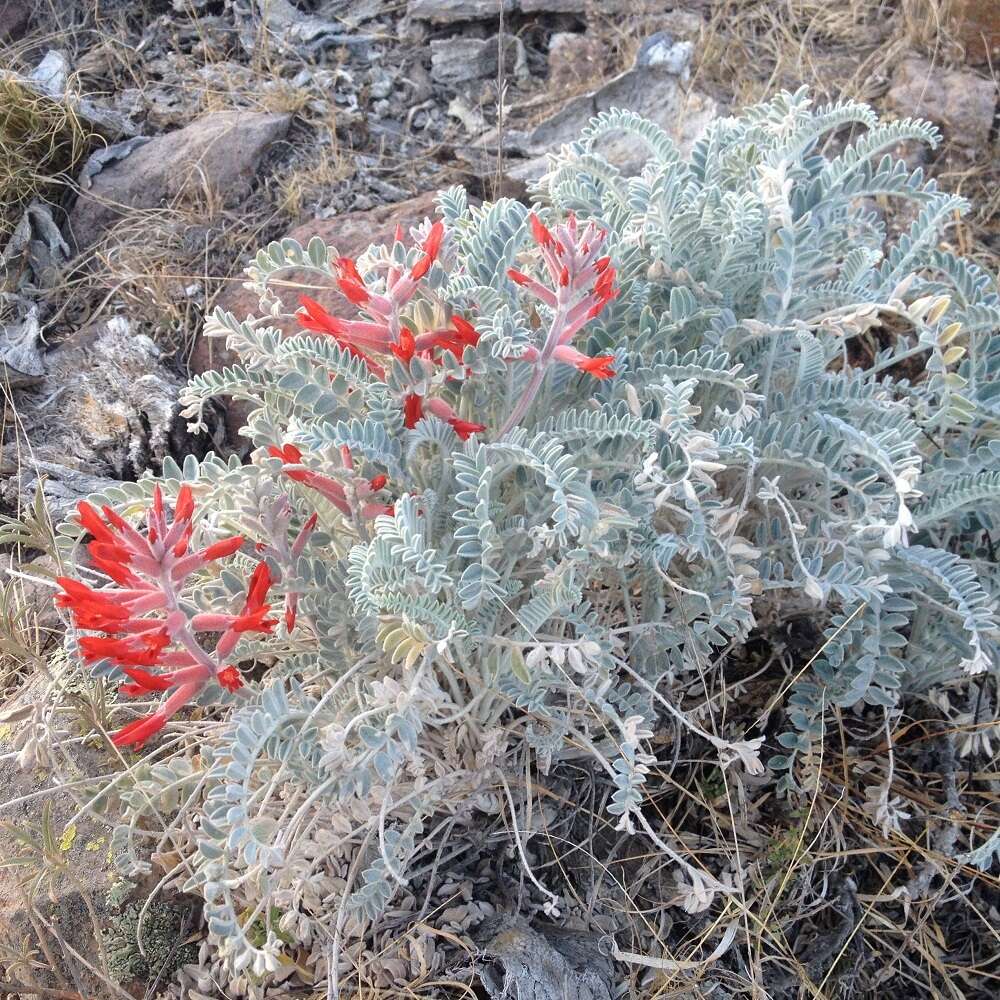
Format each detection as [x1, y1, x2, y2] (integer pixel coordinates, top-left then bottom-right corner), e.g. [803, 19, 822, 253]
[67, 110, 290, 251]
[2, 200, 70, 292]
[0, 304, 45, 388]
[635, 31, 693, 78]
[1, 317, 186, 517]
[477, 915, 615, 1000]
[28, 49, 70, 94]
[431, 33, 524, 85]
[235, 0, 374, 56]
[476, 64, 718, 185]
[409, 0, 514, 20]
[521, 0, 624, 10]
[886, 57, 997, 151]
[409, 0, 623, 15]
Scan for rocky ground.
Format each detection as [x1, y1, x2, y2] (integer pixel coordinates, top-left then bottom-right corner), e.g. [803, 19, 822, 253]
[1, 0, 998, 997]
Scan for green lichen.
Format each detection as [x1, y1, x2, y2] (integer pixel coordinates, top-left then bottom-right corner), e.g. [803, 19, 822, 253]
[102, 883, 199, 986]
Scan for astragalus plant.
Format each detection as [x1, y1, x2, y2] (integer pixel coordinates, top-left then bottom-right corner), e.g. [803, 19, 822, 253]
[43, 88, 1000, 992]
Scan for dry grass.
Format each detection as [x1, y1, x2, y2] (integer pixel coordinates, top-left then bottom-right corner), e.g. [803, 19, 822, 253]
[0, 77, 92, 242]
[684, 0, 1000, 272]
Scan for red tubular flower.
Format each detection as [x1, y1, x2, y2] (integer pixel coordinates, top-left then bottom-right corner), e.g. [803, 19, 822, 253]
[529, 212, 553, 248]
[119, 666, 174, 694]
[217, 562, 277, 657]
[201, 536, 245, 561]
[424, 397, 486, 440]
[498, 213, 621, 435]
[404, 393, 424, 429]
[390, 327, 416, 363]
[112, 713, 167, 749]
[79, 630, 170, 667]
[451, 316, 479, 347]
[298, 295, 348, 337]
[174, 485, 195, 523]
[217, 665, 243, 692]
[269, 443, 303, 464]
[369, 474, 388, 491]
[57, 487, 280, 749]
[410, 221, 444, 280]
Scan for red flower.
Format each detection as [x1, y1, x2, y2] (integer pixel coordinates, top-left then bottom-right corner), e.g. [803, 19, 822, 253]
[57, 487, 277, 748]
[529, 212, 554, 248]
[270, 443, 393, 521]
[112, 713, 167, 749]
[217, 666, 243, 692]
[450, 316, 480, 347]
[424, 396, 486, 440]
[79, 630, 170, 667]
[410, 221, 444, 280]
[404, 393, 424, 429]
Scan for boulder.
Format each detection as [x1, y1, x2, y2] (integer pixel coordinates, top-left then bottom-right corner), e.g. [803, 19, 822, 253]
[67, 110, 290, 251]
[198, 189, 443, 445]
[430, 33, 523, 85]
[951, 0, 1000, 65]
[472, 59, 718, 186]
[886, 57, 997, 152]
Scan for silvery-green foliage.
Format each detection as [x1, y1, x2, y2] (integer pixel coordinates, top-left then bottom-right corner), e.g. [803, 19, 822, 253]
[67, 88, 1000, 978]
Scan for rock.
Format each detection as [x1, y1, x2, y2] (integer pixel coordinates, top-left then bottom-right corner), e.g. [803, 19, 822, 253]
[0, 0, 31, 41]
[548, 32, 606, 92]
[520, 0, 624, 9]
[477, 915, 614, 1000]
[477, 59, 718, 185]
[409, 0, 623, 15]
[67, 110, 290, 251]
[234, 0, 375, 57]
[29, 49, 70, 94]
[635, 31, 693, 78]
[0, 303, 45, 388]
[199, 190, 443, 445]
[2, 199, 71, 293]
[886, 57, 997, 151]
[951, 0, 1000, 64]
[431, 32, 525, 85]
[409, 0, 514, 19]
[1, 317, 187, 518]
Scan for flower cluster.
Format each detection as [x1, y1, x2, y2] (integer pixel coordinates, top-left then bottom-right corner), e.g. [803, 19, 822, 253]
[56, 487, 276, 747]
[296, 213, 619, 442]
[500, 212, 619, 434]
[268, 443, 394, 519]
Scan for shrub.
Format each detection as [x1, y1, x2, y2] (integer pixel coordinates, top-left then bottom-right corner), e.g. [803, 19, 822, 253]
[47, 88, 999, 988]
